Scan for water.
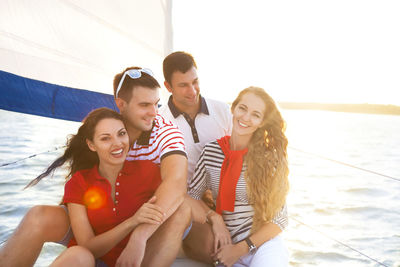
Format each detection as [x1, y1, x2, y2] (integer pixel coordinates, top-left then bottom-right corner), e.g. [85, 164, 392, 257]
[0, 109, 399, 266]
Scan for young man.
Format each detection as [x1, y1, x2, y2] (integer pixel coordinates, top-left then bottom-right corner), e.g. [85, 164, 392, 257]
[0, 67, 191, 267]
[112, 67, 190, 267]
[159, 51, 232, 264]
[160, 51, 232, 186]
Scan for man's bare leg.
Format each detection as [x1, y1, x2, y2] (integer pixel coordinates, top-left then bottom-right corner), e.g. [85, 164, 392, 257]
[182, 221, 214, 264]
[141, 202, 192, 267]
[179, 194, 214, 264]
[0, 205, 70, 267]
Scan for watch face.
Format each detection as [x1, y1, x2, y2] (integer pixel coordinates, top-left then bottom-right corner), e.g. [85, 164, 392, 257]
[245, 237, 257, 254]
[249, 244, 257, 254]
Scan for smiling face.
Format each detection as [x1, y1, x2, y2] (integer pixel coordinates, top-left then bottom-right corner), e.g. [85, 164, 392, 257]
[116, 86, 160, 141]
[165, 66, 200, 111]
[231, 92, 266, 138]
[86, 118, 129, 167]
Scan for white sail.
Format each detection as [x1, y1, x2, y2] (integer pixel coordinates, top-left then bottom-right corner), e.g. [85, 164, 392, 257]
[0, 0, 172, 118]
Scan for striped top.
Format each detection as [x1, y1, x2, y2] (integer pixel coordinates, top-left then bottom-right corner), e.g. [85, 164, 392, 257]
[126, 114, 187, 164]
[188, 140, 288, 243]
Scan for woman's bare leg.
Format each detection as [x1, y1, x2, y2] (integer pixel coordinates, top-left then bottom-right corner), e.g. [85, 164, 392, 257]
[0, 205, 70, 266]
[50, 246, 95, 267]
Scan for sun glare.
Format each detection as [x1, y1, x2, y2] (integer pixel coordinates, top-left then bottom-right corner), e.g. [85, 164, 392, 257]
[83, 186, 107, 210]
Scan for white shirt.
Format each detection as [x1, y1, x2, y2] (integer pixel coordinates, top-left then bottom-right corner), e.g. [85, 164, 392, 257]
[159, 96, 232, 181]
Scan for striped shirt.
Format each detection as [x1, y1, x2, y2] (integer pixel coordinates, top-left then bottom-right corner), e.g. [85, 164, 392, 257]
[188, 141, 288, 243]
[126, 114, 187, 164]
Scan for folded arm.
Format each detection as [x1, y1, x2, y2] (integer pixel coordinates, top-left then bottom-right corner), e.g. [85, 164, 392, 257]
[116, 154, 187, 266]
[129, 154, 187, 241]
[68, 196, 164, 258]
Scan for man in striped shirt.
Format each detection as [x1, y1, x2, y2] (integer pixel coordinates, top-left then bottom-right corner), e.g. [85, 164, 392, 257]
[112, 66, 190, 267]
[0, 67, 191, 267]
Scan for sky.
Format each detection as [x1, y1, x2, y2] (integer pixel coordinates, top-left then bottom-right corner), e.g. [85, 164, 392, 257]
[171, 0, 400, 105]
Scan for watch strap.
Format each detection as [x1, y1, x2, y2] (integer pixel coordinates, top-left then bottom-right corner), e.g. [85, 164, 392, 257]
[245, 237, 257, 254]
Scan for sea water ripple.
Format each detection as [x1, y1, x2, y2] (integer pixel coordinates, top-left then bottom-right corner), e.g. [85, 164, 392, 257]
[0, 109, 399, 266]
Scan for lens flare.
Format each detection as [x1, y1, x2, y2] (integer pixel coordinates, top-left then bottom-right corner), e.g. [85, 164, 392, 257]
[83, 187, 107, 210]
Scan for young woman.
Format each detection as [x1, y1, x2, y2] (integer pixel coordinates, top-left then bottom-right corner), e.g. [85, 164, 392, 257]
[188, 87, 290, 267]
[27, 108, 165, 267]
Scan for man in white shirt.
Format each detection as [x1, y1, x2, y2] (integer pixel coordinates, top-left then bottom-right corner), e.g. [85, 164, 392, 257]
[159, 51, 232, 263]
[159, 51, 232, 184]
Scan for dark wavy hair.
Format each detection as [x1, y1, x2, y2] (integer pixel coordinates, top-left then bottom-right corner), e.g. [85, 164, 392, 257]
[25, 108, 123, 188]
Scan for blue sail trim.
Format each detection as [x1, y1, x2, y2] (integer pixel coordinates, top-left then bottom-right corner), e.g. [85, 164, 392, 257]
[0, 70, 118, 122]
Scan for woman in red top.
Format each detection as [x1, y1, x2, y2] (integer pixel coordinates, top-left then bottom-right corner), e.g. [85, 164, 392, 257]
[29, 108, 165, 267]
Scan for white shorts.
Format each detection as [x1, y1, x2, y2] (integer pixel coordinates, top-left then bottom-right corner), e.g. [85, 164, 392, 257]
[57, 205, 73, 246]
[232, 235, 289, 267]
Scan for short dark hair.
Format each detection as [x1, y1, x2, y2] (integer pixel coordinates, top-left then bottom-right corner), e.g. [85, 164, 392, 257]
[113, 66, 160, 102]
[163, 51, 197, 84]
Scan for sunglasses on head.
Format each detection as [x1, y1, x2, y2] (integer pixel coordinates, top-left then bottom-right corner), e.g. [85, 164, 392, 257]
[115, 68, 154, 96]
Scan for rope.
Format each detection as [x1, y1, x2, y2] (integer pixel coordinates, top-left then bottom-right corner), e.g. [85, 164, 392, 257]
[290, 215, 390, 267]
[0, 146, 66, 168]
[289, 146, 400, 182]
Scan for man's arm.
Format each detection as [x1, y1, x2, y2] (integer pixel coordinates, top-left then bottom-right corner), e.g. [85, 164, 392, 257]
[116, 154, 187, 266]
[132, 153, 187, 239]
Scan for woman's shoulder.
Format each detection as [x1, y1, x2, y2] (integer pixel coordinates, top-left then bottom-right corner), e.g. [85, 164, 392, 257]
[67, 166, 97, 185]
[201, 140, 224, 161]
[203, 140, 222, 152]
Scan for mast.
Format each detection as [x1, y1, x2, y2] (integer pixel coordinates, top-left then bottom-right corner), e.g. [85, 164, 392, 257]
[164, 0, 174, 56]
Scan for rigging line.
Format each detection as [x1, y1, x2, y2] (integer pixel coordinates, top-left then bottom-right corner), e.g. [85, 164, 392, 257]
[289, 146, 400, 182]
[0, 146, 66, 168]
[290, 215, 390, 267]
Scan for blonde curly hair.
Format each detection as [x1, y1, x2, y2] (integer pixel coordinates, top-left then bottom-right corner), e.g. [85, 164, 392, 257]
[231, 86, 289, 232]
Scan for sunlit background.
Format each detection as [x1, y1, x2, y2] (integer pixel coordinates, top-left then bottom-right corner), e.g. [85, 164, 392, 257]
[1, 1, 400, 266]
[172, 0, 400, 105]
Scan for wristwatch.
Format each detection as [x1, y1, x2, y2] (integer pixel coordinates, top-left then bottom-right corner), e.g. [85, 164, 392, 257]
[245, 237, 257, 254]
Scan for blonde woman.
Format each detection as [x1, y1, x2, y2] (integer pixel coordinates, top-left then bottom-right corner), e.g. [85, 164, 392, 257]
[188, 87, 289, 267]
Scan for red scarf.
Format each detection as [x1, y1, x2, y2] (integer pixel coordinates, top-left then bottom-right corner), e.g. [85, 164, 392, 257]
[216, 136, 248, 214]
